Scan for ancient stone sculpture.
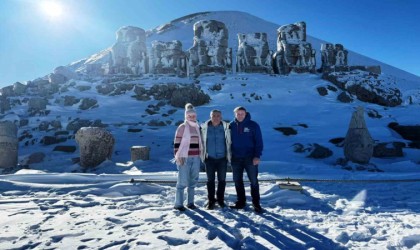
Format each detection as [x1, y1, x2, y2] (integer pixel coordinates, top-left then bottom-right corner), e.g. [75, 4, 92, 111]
[236, 33, 273, 74]
[150, 40, 187, 76]
[0, 121, 18, 169]
[187, 20, 232, 76]
[110, 26, 148, 75]
[321, 43, 348, 72]
[272, 21, 316, 74]
[75, 127, 115, 168]
[343, 107, 374, 164]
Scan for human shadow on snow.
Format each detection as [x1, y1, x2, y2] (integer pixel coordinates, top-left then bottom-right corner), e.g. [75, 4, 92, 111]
[185, 208, 345, 250]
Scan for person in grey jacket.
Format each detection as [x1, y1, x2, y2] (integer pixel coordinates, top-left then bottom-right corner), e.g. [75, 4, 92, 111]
[201, 109, 232, 209]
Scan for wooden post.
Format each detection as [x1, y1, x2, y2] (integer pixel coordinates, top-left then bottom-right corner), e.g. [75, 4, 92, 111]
[131, 146, 150, 161]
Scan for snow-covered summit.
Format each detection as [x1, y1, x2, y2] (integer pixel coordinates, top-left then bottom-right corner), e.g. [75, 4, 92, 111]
[72, 11, 420, 82]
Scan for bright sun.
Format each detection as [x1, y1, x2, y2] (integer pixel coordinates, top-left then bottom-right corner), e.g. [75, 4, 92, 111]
[40, 1, 64, 19]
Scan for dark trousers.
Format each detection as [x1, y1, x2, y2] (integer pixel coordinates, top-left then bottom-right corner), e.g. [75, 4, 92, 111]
[231, 157, 260, 205]
[205, 157, 227, 202]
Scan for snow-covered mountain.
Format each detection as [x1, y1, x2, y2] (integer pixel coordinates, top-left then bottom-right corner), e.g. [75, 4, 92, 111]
[72, 11, 420, 82]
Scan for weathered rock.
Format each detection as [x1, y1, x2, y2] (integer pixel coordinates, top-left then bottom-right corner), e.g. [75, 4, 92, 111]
[0, 96, 11, 114]
[48, 73, 67, 85]
[24, 152, 46, 165]
[169, 85, 210, 108]
[79, 98, 98, 110]
[388, 122, 420, 141]
[53, 145, 77, 153]
[39, 121, 50, 131]
[28, 98, 48, 113]
[373, 142, 404, 158]
[316, 86, 328, 96]
[188, 20, 232, 76]
[13, 82, 27, 95]
[63, 96, 80, 106]
[75, 127, 115, 168]
[0, 85, 14, 97]
[131, 146, 150, 161]
[274, 127, 297, 136]
[0, 121, 18, 169]
[329, 137, 345, 147]
[337, 92, 353, 103]
[343, 107, 374, 164]
[54, 66, 79, 80]
[323, 70, 401, 107]
[307, 143, 333, 159]
[96, 84, 116, 95]
[66, 119, 106, 133]
[150, 40, 187, 76]
[110, 26, 148, 75]
[41, 136, 64, 145]
[134, 85, 147, 96]
[236, 33, 273, 74]
[272, 21, 316, 74]
[76, 85, 91, 92]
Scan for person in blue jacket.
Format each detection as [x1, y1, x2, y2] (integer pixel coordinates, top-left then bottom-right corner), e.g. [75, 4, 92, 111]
[229, 106, 264, 213]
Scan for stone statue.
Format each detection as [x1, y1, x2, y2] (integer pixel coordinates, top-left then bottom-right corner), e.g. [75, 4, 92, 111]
[272, 21, 316, 74]
[321, 43, 348, 72]
[236, 33, 273, 74]
[150, 40, 187, 76]
[343, 107, 374, 164]
[187, 20, 232, 76]
[75, 127, 115, 168]
[0, 121, 18, 169]
[110, 26, 148, 75]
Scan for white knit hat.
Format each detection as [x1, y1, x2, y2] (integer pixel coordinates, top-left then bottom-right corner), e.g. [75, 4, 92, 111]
[184, 103, 196, 117]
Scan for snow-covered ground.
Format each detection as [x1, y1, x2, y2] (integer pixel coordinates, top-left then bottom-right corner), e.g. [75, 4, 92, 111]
[1, 71, 420, 249]
[0, 169, 419, 249]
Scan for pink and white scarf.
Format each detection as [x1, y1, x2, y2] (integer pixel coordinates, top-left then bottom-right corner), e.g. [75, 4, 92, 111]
[172, 120, 202, 165]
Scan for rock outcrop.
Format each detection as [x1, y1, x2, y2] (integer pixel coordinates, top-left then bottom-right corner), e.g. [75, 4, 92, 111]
[188, 20, 232, 76]
[323, 70, 402, 107]
[272, 21, 316, 74]
[236, 33, 273, 74]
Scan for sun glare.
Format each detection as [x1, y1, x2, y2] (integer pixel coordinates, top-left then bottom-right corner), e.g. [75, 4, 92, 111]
[40, 1, 64, 19]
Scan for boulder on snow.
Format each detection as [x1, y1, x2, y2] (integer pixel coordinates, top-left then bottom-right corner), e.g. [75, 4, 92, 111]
[75, 127, 115, 168]
[373, 142, 405, 158]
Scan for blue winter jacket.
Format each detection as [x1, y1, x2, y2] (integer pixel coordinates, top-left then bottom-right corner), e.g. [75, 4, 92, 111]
[229, 112, 263, 159]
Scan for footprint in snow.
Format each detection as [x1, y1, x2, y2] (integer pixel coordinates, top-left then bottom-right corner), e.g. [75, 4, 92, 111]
[157, 235, 189, 246]
[144, 214, 167, 222]
[105, 217, 126, 224]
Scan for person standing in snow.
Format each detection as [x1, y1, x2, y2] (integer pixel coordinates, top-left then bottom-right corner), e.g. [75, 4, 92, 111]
[172, 103, 204, 211]
[229, 106, 264, 213]
[200, 109, 231, 210]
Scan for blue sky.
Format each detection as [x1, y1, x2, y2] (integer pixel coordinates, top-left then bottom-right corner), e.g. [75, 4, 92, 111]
[1, 0, 419, 87]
